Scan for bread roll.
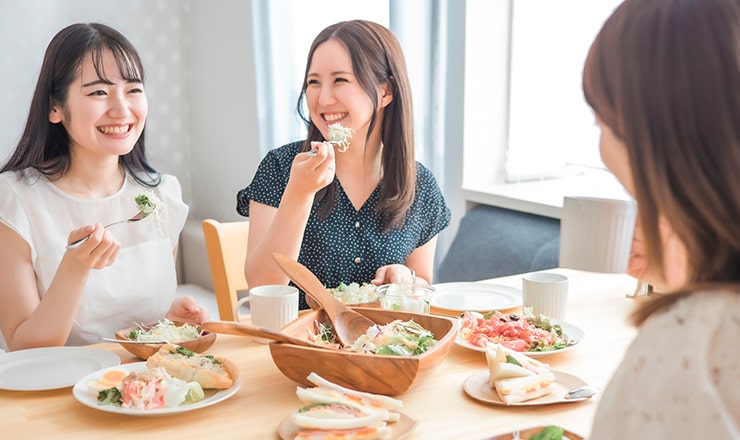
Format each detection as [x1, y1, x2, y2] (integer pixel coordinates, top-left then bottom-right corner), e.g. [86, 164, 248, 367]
[146, 344, 239, 389]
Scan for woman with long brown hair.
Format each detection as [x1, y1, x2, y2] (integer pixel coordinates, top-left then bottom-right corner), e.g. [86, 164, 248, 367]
[237, 20, 450, 309]
[583, 0, 740, 437]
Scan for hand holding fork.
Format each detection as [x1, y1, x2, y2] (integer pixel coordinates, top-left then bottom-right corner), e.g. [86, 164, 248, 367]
[65, 210, 148, 249]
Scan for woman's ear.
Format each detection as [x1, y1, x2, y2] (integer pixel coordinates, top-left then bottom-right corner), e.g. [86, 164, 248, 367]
[379, 84, 393, 108]
[49, 105, 63, 124]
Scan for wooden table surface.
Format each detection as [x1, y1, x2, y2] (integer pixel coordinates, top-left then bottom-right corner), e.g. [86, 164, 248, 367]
[0, 270, 639, 440]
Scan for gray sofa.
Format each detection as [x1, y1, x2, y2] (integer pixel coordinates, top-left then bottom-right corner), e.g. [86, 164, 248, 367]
[436, 205, 560, 283]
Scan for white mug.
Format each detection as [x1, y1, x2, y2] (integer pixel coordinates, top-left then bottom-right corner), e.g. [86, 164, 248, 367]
[522, 272, 569, 321]
[235, 285, 299, 343]
[559, 196, 637, 273]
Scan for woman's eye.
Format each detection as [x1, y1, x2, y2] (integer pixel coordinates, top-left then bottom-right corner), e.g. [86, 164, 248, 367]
[87, 90, 107, 96]
[128, 87, 144, 94]
[335, 77, 349, 83]
[306, 79, 319, 87]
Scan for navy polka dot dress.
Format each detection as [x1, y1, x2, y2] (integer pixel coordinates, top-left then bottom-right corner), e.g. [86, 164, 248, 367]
[236, 141, 451, 309]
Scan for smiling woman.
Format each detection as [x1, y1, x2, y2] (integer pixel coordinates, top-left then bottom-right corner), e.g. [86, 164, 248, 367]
[237, 20, 451, 310]
[0, 23, 206, 352]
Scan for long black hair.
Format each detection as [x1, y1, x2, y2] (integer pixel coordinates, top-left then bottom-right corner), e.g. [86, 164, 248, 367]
[1, 22, 160, 187]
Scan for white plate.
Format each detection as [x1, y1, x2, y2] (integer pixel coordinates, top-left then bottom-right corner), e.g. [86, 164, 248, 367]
[277, 412, 417, 440]
[0, 346, 120, 391]
[72, 362, 241, 416]
[430, 282, 522, 314]
[463, 370, 590, 406]
[455, 321, 585, 358]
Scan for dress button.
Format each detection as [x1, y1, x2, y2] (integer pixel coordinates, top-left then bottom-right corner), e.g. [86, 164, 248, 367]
[354, 221, 360, 228]
[354, 257, 361, 264]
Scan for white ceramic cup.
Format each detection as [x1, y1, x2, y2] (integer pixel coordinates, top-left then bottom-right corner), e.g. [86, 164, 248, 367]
[235, 285, 299, 343]
[559, 196, 637, 273]
[522, 272, 569, 321]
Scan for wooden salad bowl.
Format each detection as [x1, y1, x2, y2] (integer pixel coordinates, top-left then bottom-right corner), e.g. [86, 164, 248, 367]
[269, 307, 459, 395]
[114, 321, 216, 360]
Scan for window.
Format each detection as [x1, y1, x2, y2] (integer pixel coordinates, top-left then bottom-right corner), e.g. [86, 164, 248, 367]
[463, 0, 629, 213]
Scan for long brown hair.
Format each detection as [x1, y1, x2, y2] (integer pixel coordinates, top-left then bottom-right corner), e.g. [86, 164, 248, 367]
[583, 0, 740, 324]
[296, 20, 416, 232]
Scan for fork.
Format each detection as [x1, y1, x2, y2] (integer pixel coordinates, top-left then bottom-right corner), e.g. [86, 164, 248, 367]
[65, 210, 148, 249]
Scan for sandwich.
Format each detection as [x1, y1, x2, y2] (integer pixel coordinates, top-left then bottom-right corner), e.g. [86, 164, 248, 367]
[486, 343, 555, 404]
[146, 343, 239, 389]
[290, 373, 402, 439]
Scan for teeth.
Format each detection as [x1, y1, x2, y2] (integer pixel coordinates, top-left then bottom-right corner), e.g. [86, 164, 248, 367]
[324, 113, 347, 122]
[98, 125, 129, 135]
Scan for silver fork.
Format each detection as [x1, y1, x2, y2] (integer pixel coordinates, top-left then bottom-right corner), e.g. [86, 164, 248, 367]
[65, 210, 148, 249]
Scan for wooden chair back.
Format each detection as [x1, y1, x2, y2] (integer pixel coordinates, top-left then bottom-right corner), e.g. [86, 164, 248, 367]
[201, 219, 250, 321]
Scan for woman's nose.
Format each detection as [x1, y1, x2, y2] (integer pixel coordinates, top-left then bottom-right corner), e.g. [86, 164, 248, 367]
[318, 85, 336, 106]
[108, 93, 132, 118]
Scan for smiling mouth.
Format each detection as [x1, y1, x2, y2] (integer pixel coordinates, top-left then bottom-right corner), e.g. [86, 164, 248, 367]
[98, 124, 132, 135]
[323, 113, 348, 123]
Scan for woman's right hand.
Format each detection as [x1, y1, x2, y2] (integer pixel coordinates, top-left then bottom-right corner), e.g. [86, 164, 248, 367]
[65, 223, 121, 269]
[288, 141, 336, 195]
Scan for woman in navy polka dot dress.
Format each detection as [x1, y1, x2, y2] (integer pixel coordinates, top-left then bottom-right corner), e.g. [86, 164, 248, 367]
[237, 20, 450, 309]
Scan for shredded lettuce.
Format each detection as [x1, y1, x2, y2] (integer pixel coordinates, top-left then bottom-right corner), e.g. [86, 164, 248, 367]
[129, 319, 201, 343]
[351, 319, 436, 356]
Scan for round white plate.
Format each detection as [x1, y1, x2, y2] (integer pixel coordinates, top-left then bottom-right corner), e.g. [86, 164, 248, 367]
[277, 412, 417, 440]
[0, 346, 120, 391]
[73, 362, 241, 416]
[455, 321, 585, 358]
[463, 370, 590, 406]
[431, 282, 522, 314]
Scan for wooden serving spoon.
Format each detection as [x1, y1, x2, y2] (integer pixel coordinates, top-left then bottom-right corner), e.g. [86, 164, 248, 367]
[201, 320, 332, 350]
[272, 253, 376, 347]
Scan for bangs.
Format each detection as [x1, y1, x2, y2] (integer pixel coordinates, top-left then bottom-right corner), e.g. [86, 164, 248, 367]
[89, 40, 144, 84]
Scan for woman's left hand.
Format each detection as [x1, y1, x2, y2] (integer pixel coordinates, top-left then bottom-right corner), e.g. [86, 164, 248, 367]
[166, 296, 209, 325]
[371, 264, 416, 285]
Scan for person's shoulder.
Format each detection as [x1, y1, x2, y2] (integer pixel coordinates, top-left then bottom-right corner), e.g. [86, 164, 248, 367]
[414, 161, 438, 181]
[0, 168, 41, 189]
[413, 162, 444, 192]
[267, 141, 304, 161]
[158, 173, 182, 188]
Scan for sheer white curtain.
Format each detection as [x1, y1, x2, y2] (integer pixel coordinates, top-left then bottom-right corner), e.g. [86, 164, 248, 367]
[250, 0, 454, 190]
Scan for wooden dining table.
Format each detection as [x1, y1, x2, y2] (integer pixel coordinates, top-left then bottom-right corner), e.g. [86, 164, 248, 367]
[0, 269, 640, 439]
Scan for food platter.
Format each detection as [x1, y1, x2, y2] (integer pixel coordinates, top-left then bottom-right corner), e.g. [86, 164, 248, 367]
[455, 321, 585, 358]
[0, 346, 120, 391]
[72, 362, 241, 416]
[430, 282, 522, 315]
[463, 370, 590, 407]
[276, 412, 417, 440]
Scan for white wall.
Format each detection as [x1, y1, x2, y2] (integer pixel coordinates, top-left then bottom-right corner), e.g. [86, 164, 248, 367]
[187, 1, 260, 223]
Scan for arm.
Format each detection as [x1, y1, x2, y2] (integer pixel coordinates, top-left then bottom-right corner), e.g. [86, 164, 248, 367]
[371, 236, 439, 285]
[245, 142, 336, 286]
[0, 222, 119, 350]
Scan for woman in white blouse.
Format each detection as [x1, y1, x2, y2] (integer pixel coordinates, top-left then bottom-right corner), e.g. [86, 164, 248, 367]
[0, 23, 208, 351]
[582, 0, 740, 438]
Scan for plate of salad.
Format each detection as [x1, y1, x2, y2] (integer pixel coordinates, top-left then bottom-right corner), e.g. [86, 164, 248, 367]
[72, 362, 240, 416]
[326, 282, 378, 305]
[456, 309, 584, 357]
